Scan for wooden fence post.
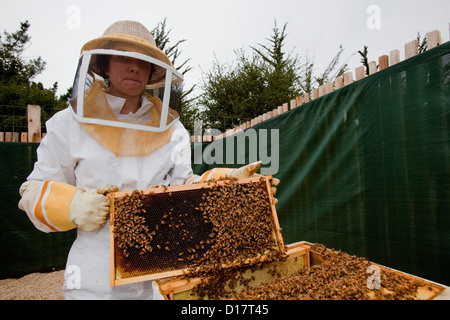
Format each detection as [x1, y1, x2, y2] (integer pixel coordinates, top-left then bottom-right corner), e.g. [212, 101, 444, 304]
[343, 72, 354, 86]
[427, 30, 441, 49]
[303, 93, 310, 103]
[12, 132, 19, 142]
[405, 40, 418, 59]
[318, 85, 326, 97]
[390, 50, 400, 65]
[312, 89, 319, 100]
[379, 55, 389, 70]
[290, 99, 297, 110]
[5, 132, 12, 142]
[27, 105, 41, 143]
[355, 66, 365, 80]
[296, 96, 303, 107]
[334, 76, 343, 89]
[368, 61, 378, 75]
[325, 81, 334, 94]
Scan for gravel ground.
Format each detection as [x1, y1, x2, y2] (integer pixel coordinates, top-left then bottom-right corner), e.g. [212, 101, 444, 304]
[0, 270, 65, 300]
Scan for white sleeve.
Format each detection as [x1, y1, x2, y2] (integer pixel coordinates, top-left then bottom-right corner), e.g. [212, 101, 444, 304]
[26, 109, 77, 185]
[168, 121, 194, 186]
[18, 109, 77, 233]
[183, 174, 201, 185]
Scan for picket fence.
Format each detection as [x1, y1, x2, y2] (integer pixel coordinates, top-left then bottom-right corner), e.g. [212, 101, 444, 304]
[193, 29, 445, 142]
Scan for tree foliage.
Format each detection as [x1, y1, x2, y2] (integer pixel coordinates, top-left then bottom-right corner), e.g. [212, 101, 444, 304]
[0, 19, 198, 134]
[299, 44, 348, 95]
[358, 31, 428, 74]
[198, 21, 349, 132]
[417, 32, 427, 53]
[251, 21, 302, 113]
[0, 21, 45, 84]
[358, 45, 371, 76]
[151, 18, 199, 132]
[0, 21, 67, 133]
[199, 21, 302, 132]
[199, 50, 268, 131]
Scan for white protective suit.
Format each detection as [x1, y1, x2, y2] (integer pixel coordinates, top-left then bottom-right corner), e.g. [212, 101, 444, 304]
[18, 20, 270, 300]
[18, 94, 192, 299]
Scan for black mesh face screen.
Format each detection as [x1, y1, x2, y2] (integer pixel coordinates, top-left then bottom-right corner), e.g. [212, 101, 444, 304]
[110, 176, 284, 285]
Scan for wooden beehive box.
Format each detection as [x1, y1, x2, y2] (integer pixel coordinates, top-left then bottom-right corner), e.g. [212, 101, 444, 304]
[108, 175, 284, 287]
[154, 242, 310, 300]
[153, 241, 449, 300]
[305, 242, 448, 300]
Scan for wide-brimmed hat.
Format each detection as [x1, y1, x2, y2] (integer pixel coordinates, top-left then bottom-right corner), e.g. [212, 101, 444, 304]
[81, 20, 178, 88]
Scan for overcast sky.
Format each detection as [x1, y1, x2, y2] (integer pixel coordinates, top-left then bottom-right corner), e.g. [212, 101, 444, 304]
[1, 0, 450, 99]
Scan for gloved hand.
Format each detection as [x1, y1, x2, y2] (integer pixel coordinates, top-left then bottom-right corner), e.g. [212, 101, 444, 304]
[69, 185, 119, 232]
[186, 161, 281, 204]
[225, 161, 280, 203]
[224, 161, 263, 178]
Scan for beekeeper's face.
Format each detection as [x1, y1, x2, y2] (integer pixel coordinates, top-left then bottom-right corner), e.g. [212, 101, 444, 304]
[106, 55, 152, 99]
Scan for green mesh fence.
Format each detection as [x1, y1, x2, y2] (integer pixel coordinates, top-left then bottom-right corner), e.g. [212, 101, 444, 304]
[0, 143, 76, 279]
[1, 41, 449, 285]
[192, 41, 450, 285]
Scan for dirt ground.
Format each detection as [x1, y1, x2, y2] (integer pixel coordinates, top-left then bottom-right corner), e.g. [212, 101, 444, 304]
[0, 270, 65, 300]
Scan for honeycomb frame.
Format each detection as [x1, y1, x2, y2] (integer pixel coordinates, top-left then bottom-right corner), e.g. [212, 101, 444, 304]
[108, 175, 284, 287]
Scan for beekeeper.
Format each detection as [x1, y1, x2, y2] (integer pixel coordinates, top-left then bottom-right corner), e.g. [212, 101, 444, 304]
[17, 20, 273, 300]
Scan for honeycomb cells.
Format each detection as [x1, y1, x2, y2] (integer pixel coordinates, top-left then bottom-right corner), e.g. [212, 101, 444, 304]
[113, 188, 214, 279]
[111, 177, 282, 283]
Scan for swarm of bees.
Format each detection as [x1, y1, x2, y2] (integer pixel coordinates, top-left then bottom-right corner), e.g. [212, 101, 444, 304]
[186, 177, 286, 299]
[113, 190, 153, 257]
[112, 176, 284, 279]
[189, 177, 282, 270]
[113, 185, 429, 300]
[227, 243, 423, 300]
[112, 187, 214, 273]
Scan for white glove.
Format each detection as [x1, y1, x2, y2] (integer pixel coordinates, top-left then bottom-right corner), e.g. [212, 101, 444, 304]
[184, 161, 280, 204]
[183, 161, 263, 184]
[225, 161, 262, 178]
[69, 185, 119, 232]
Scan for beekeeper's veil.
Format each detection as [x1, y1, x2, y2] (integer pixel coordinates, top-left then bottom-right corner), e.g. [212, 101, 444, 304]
[70, 20, 183, 157]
